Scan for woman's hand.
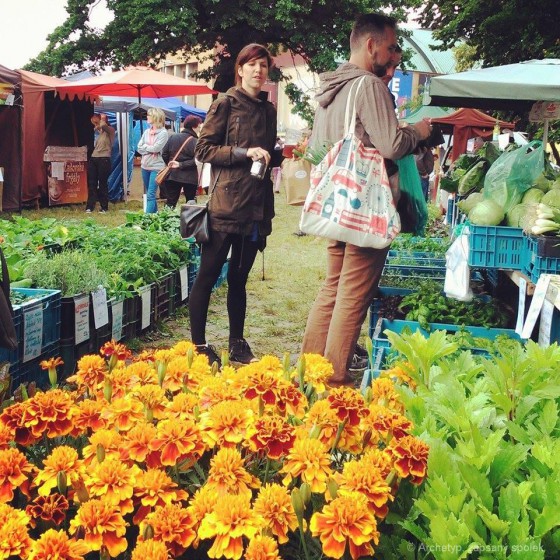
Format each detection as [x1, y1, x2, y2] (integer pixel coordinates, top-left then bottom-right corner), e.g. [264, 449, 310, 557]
[247, 147, 271, 166]
[169, 161, 180, 169]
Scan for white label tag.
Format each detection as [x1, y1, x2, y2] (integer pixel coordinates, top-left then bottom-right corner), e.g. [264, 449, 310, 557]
[23, 308, 43, 362]
[538, 299, 555, 346]
[74, 294, 90, 344]
[515, 277, 527, 335]
[521, 275, 551, 339]
[179, 266, 188, 301]
[111, 300, 124, 341]
[91, 287, 109, 329]
[141, 287, 152, 329]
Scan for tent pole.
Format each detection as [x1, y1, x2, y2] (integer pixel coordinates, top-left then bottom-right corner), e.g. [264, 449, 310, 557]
[542, 119, 549, 153]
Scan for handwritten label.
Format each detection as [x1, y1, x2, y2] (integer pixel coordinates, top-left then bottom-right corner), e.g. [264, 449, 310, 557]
[111, 300, 124, 341]
[521, 275, 551, 339]
[140, 286, 152, 330]
[23, 308, 43, 362]
[179, 266, 188, 301]
[515, 277, 527, 335]
[91, 287, 109, 329]
[538, 299, 555, 346]
[74, 294, 90, 344]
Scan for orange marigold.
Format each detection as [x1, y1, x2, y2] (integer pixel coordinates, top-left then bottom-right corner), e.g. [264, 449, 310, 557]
[69, 498, 127, 557]
[132, 384, 168, 419]
[34, 445, 86, 497]
[82, 429, 123, 467]
[197, 376, 241, 411]
[100, 340, 131, 362]
[124, 360, 158, 386]
[0, 421, 14, 450]
[273, 379, 307, 417]
[70, 398, 106, 436]
[327, 386, 368, 427]
[247, 413, 295, 459]
[310, 491, 379, 560]
[166, 392, 199, 420]
[199, 400, 253, 449]
[364, 404, 413, 441]
[382, 360, 417, 389]
[244, 535, 281, 560]
[0, 502, 32, 558]
[101, 396, 145, 432]
[28, 528, 89, 560]
[170, 340, 197, 356]
[244, 368, 281, 406]
[130, 539, 170, 560]
[149, 418, 205, 467]
[0, 447, 34, 502]
[298, 353, 333, 393]
[68, 354, 108, 391]
[206, 447, 260, 499]
[0, 401, 37, 446]
[198, 493, 260, 560]
[388, 435, 429, 485]
[253, 483, 297, 544]
[26, 493, 69, 528]
[22, 389, 74, 439]
[370, 377, 405, 413]
[120, 421, 159, 465]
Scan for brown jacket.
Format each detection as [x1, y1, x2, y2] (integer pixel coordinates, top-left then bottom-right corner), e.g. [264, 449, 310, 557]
[195, 87, 278, 237]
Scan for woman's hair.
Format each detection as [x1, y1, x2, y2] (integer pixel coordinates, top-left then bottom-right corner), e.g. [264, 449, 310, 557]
[147, 107, 166, 127]
[183, 115, 203, 129]
[234, 43, 273, 86]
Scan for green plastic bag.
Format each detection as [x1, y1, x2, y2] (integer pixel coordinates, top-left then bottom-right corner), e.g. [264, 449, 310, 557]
[396, 154, 428, 236]
[483, 141, 545, 213]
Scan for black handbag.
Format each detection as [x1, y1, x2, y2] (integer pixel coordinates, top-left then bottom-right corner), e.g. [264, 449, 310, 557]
[0, 247, 18, 351]
[180, 203, 210, 243]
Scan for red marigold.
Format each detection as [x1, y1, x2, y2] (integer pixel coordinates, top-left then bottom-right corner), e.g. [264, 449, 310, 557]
[26, 493, 69, 527]
[247, 413, 295, 459]
[388, 435, 429, 485]
[327, 386, 368, 426]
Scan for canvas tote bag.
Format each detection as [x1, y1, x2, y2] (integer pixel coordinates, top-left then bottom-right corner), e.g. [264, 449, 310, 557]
[299, 76, 400, 248]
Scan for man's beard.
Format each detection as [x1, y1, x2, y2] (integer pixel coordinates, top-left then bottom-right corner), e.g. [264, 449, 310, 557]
[372, 63, 388, 78]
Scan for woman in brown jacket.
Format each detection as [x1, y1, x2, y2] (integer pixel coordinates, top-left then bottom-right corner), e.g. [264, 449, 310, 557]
[191, 43, 281, 366]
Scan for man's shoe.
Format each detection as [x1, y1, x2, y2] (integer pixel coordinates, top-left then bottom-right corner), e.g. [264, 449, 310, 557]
[99, 209, 107, 214]
[85, 209, 93, 213]
[229, 338, 258, 364]
[354, 342, 368, 359]
[349, 353, 369, 371]
[195, 344, 221, 368]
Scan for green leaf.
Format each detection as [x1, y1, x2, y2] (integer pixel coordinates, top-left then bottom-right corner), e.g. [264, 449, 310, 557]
[476, 504, 510, 538]
[488, 444, 528, 488]
[457, 463, 493, 510]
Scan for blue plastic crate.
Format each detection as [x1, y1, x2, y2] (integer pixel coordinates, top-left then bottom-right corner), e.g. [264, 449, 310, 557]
[0, 311, 22, 371]
[522, 235, 560, 283]
[467, 225, 524, 270]
[10, 341, 61, 394]
[368, 287, 413, 338]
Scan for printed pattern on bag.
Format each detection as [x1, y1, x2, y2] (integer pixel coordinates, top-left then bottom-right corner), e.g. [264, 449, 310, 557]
[301, 77, 400, 248]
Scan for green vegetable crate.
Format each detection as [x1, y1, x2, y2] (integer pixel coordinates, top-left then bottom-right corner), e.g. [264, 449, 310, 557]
[467, 224, 525, 270]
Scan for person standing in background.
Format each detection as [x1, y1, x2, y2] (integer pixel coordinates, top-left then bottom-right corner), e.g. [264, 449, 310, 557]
[86, 113, 115, 213]
[137, 108, 168, 213]
[162, 115, 202, 208]
[414, 144, 435, 201]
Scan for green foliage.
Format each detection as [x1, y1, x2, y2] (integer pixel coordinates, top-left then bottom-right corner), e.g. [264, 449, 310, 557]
[284, 83, 316, 128]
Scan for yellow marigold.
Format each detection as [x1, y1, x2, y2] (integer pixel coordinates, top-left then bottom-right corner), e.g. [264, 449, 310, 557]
[139, 502, 196, 558]
[297, 353, 333, 393]
[0, 421, 14, 450]
[124, 360, 158, 386]
[171, 340, 197, 356]
[149, 418, 205, 467]
[101, 396, 145, 431]
[70, 398, 106, 436]
[370, 377, 405, 413]
[244, 368, 282, 406]
[28, 528, 89, 560]
[166, 392, 199, 420]
[34, 445, 86, 497]
[205, 447, 260, 499]
[0, 447, 34, 502]
[273, 379, 307, 418]
[82, 429, 123, 467]
[154, 348, 175, 364]
[253, 483, 297, 544]
[187, 485, 219, 535]
[365, 404, 413, 441]
[132, 384, 168, 419]
[22, 389, 74, 439]
[133, 467, 189, 524]
[199, 400, 253, 449]
[162, 356, 190, 393]
[244, 535, 282, 560]
[382, 360, 417, 389]
[120, 421, 158, 465]
[197, 376, 240, 410]
[388, 435, 429, 485]
[310, 491, 379, 560]
[105, 366, 136, 399]
[69, 498, 127, 557]
[26, 493, 69, 528]
[327, 386, 369, 427]
[336, 458, 393, 518]
[198, 493, 259, 560]
[68, 354, 108, 391]
[130, 539, 169, 560]
[86, 457, 141, 515]
[362, 448, 394, 479]
[135, 349, 156, 362]
[247, 413, 295, 459]
[0, 502, 32, 558]
[280, 437, 332, 493]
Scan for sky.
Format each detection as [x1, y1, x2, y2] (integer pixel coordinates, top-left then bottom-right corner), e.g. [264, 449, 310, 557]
[3, 0, 112, 71]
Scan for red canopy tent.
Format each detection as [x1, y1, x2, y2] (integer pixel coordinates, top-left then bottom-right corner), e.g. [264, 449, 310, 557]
[431, 108, 514, 162]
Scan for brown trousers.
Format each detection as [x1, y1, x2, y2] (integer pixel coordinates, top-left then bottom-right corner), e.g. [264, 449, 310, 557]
[302, 240, 389, 383]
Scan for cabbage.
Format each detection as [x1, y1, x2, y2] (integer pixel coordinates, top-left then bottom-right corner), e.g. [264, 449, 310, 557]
[541, 189, 560, 209]
[521, 188, 544, 203]
[506, 202, 539, 229]
[468, 199, 505, 226]
[551, 176, 560, 190]
[458, 192, 484, 215]
[532, 173, 553, 192]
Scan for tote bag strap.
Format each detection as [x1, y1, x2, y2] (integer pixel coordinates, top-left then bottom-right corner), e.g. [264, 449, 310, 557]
[208, 97, 232, 202]
[343, 75, 367, 137]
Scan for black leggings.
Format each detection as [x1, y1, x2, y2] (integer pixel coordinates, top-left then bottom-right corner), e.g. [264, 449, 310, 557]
[189, 230, 260, 345]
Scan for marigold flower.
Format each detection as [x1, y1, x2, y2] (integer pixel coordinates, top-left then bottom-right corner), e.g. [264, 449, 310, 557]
[310, 492, 379, 560]
[120, 421, 158, 465]
[370, 377, 405, 413]
[362, 448, 394, 479]
[186, 485, 219, 530]
[135, 349, 156, 362]
[247, 413, 295, 459]
[132, 384, 168, 419]
[336, 458, 393, 518]
[68, 354, 108, 391]
[26, 493, 69, 527]
[388, 435, 429, 485]
[130, 539, 170, 560]
[206, 447, 260, 499]
[299, 353, 333, 393]
[273, 379, 307, 417]
[382, 361, 417, 389]
[34, 445, 87, 497]
[327, 386, 369, 427]
[86, 457, 141, 514]
[28, 528, 89, 560]
[132, 467, 188, 524]
[198, 493, 260, 560]
[40, 356, 64, 386]
[82, 429, 123, 467]
[198, 377, 241, 410]
[149, 418, 205, 467]
[0, 502, 32, 558]
[101, 396, 145, 431]
[244, 535, 281, 560]
[166, 392, 199, 419]
[100, 340, 131, 362]
[0, 447, 34, 502]
[199, 400, 253, 449]
[124, 360, 158, 386]
[69, 498, 127, 557]
[253, 483, 297, 544]
[0, 401, 38, 446]
[281, 437, 333, 493]
[22, 389, 75, 439]
[171, 340, 197, 356]
[0, 421, 14, 450]
[365, 404, 413, 441]
[243, 368, 281, 406]
[139, 502, 196, 558]
[70, 398, 106, 436]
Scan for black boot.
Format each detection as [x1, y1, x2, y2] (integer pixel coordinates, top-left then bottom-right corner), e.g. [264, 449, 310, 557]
[229, 338, 258, 364]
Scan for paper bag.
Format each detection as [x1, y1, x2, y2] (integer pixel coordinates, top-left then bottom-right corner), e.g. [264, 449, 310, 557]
[281, 158, 311, 206]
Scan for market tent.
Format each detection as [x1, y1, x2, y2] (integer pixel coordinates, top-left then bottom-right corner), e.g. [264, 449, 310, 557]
[427, 59, 560, 112]
[431, 108, 514, 162]
[403, 105, 454, 124]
